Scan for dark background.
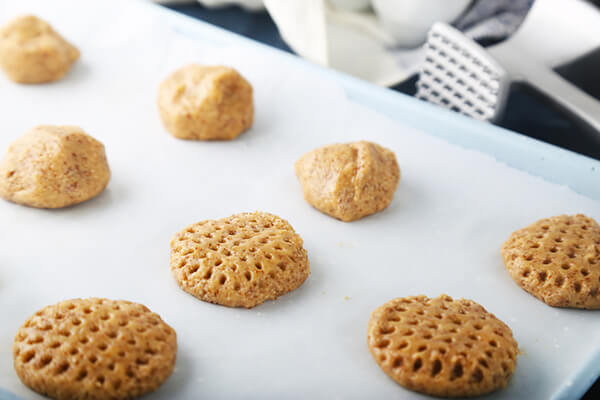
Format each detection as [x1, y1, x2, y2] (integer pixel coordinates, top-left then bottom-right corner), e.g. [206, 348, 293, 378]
[163, 2, 600, 398]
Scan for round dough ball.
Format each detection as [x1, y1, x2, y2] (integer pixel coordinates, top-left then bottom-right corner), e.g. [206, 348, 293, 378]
[157, 64, 254, 140]
[294, 141, 400, 222]
[0, 15, 80, 84]
[0, 125, 110, 208]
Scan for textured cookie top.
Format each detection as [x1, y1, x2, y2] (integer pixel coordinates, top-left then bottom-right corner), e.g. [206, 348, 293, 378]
[367, 295, 518, 398]
[0, 15, 79, 83]
[502, 214, 600, 308]
[294, 141, 400, 222]
[170, 212, 310, 308]
[0, 125, 110, 208]
[13, 298, 177, 400]
[157, 64, 253, 140]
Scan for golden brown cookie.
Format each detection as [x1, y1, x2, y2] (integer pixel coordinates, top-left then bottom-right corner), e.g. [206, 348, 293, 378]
[170, 212, 310, 308]
[13, 298, 177, 400]
[367, 295, 518, 398]
[501, 214, 600, 308]
[157, 64, 254, 140]
[294, 141, 400, 222]
[0, 125, 110, 208]
[0, 15, 79, 83]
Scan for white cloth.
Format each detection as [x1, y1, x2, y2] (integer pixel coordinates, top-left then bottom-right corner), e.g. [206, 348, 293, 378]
[197, 0, 263, 10]
[263, 0, 327, 65]
[264, 0, 423, 86]
[153, 0, 422, 85]
[154, 0, 536, 86]
[160, 0, 264, 10]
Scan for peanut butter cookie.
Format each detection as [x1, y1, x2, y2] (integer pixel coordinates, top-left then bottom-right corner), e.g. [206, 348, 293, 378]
[0, 125, 110, 208]
[294, 141, 400, 222]
[170, 212, 310, 308]
[13, 298, 177, 400]
[158, 64, 253, 140]
[368, 295, 518, 397]
[502, 214, 600, 308]
[0, 15, 79, 83]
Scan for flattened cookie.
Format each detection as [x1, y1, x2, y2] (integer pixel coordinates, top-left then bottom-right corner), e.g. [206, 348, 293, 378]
[0, 125, 110, 208]
[170, 212, 310, 308]
[501, 214, 600, 308]
[13, 298, 177, 400]
[158, 64, 253, 140]
[367, 295, 518, 398]
[294, 141, 400, 222]
[0, 15, 79, 83]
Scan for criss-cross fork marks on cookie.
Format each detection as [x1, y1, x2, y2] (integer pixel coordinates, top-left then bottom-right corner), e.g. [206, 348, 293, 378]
[170, 211, 310, 309]
[13, 298, 177, 400]
[502, 214, 600, 308]
[368, 295, 518, 398]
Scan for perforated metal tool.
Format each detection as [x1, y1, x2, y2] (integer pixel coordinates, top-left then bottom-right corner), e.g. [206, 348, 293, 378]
[417, 0, 600, 132]
[416, 23, 509, 122]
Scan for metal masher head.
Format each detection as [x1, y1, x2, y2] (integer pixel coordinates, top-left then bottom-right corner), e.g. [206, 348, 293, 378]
[416, 22, 510, 122]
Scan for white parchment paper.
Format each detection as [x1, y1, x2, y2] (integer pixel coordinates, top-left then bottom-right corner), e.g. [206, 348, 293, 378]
[1, 1, 600, 399]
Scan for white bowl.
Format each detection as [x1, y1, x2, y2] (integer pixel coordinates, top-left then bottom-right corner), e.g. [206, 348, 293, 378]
[372, 0, 472, 47]
[328, 0, 372, 12]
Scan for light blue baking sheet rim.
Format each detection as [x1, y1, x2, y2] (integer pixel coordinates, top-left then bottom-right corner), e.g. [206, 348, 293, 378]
[150, 4, 600, 400]
[1, 2, 599, 400]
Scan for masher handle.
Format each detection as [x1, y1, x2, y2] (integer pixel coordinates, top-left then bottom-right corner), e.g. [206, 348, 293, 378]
[528, 66, 600, 135]
[492, 45, 600, 135]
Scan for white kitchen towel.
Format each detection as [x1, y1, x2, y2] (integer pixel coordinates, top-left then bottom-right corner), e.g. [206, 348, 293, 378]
[155, 0, 534, 86]
[159, 0, 264, 9]
[262, 0, 535, 86]
[264, 0, 427, 86]
[263, 0, 327, 65]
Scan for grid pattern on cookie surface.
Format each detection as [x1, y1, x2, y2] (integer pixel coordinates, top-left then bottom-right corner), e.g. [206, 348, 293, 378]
[501, 214, 600, 308]
[13, 298, 177, 400]
[367, 295, 518, 398]
[170, 212, 310, 308]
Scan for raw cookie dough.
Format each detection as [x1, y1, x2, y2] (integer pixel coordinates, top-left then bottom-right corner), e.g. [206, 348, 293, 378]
[170, 211, 310, 308]
[367, 295, 518, 398]
[157, 64, 254, 140]
[501, 214, 600, 308]
[294, 141, 400, 222]
[0, 15, 79, 83]
[13, 298, 177, 400]
[0, 125, 110, 208]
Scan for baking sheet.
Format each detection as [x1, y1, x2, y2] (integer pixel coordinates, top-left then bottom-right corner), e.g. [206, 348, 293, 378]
[1, 1, 600, 399]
